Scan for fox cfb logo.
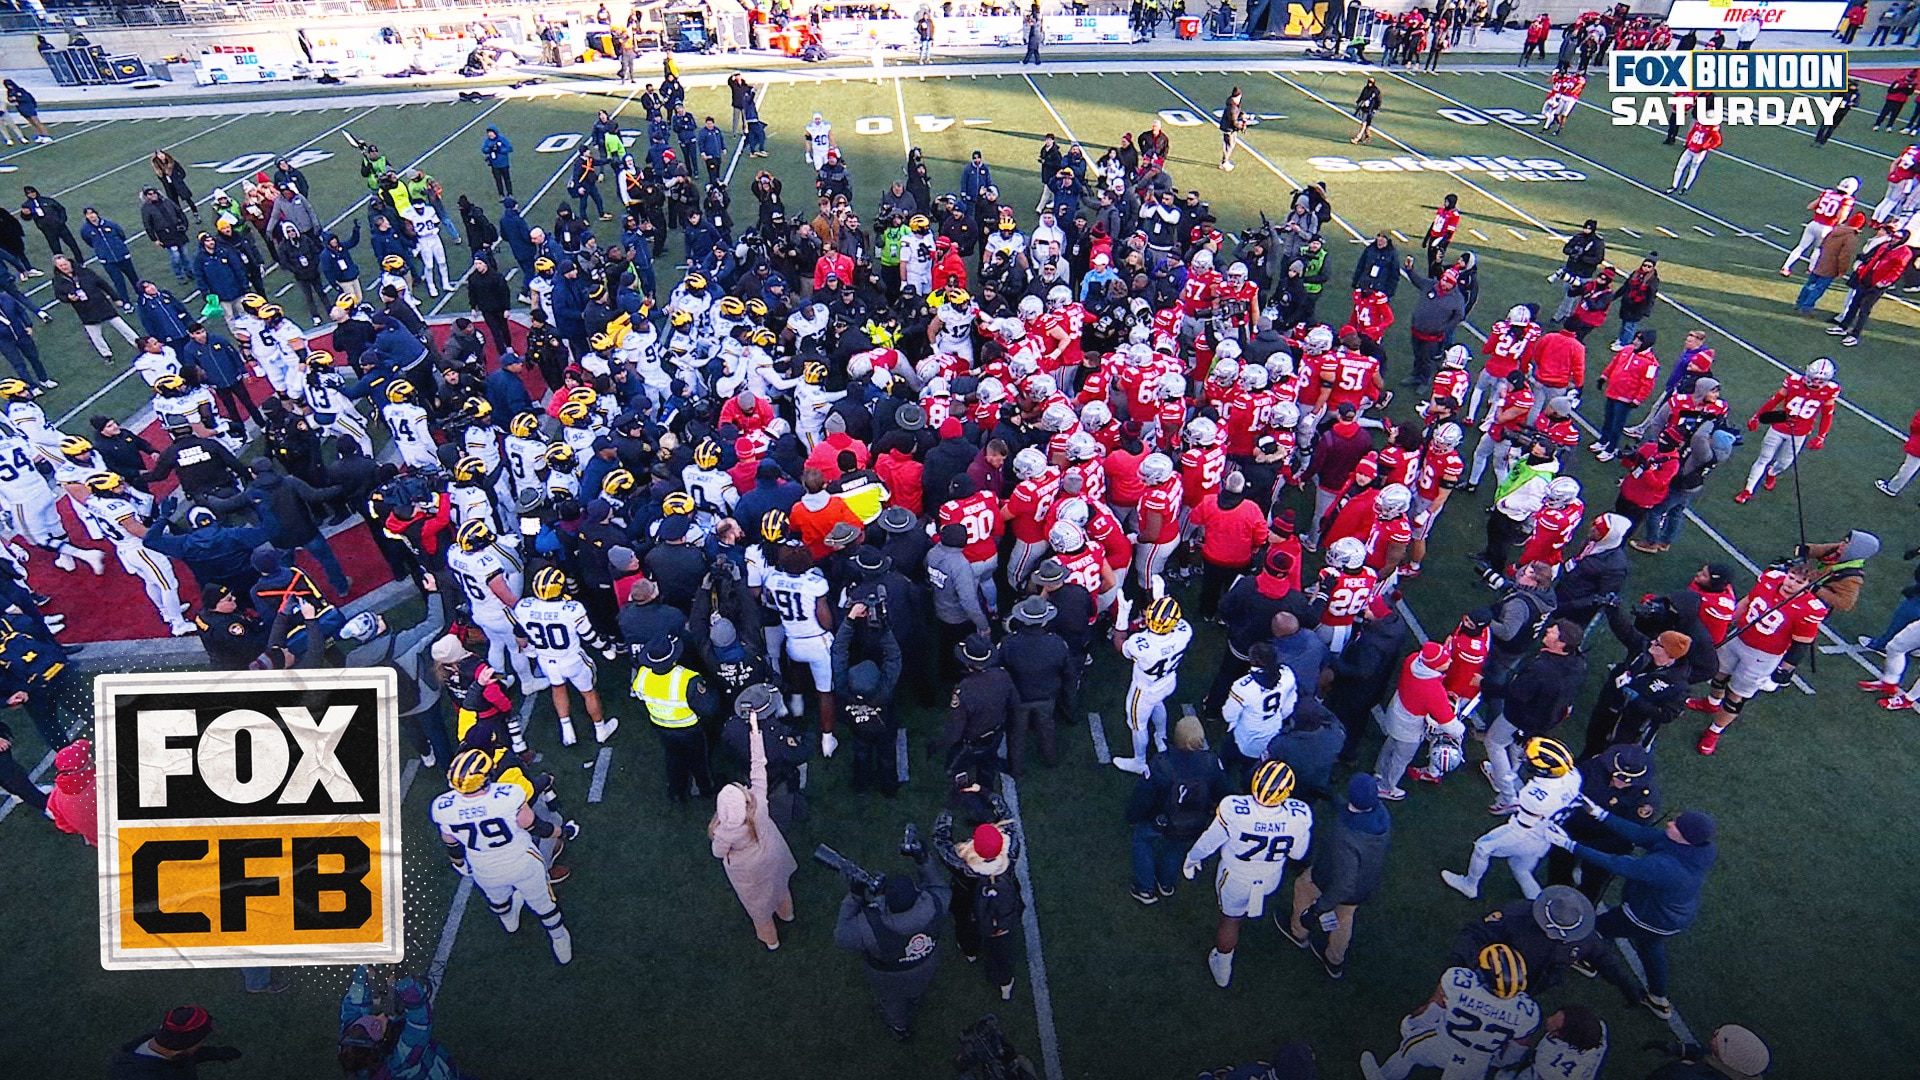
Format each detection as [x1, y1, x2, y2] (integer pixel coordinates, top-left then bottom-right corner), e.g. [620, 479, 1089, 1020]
[95, 669, 403, 970]
[1608, 50, 1850, 127]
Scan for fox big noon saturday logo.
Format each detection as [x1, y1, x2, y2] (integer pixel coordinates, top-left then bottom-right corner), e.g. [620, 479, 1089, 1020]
[1608, 49, 1849, 127]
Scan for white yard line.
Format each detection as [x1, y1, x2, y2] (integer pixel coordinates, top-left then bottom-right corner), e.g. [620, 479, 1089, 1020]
[1692, 226, 1715, 236]
[425, 878, 475, 1000]
[1087, 710, 1111, 763]
[0, 118, 116, 162]
[400, 757, 421, 797]
[587, 746, 613, 802]
[1655, 226, 1679, 237]
[50, 113, 250, 199]
[1391, 229, 1409, 243]
[893, 76, 913, 157]
[998, 775, 1063, 1080]
[0, 749, 55, 823]
[1468, 228, 1489, 241]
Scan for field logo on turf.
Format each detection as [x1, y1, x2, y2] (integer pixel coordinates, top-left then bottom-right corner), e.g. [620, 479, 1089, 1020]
[95, 669, 404, 970]
[1609, 50, 1848, 127]
[1308, 154, 1585, 183]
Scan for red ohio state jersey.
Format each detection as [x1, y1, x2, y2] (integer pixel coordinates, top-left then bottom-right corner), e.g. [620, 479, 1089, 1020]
[1087, 505, 1132, 568]
[1762, 374, 1840, 437]
[1890, 144, 1920, 183]
[1431, 367, 1470, 407]
[1693, 584, 1738, 644]
[1481, 320, 1540, 378]
[1364, 516, 1413, 570]
[1351, 292, 1394, 341]
[1810, 188, 1855, 227]
[1683, 122, 1722, 153]
[1317, 568, 1380, 628]
[1520, 501, 1582, 565]
[1179, 269, 1220, 316]
[1180, 444, 1227, 508]
[1056, 545, 1109, 595]
[1442, 627, 1489, 698]
[1137, 477, 1184, 544]
[1428, 207, 1460, 242]
[938, 491, 1002, 561]
[1007, 470, 1063, 543]
[1065, 457, 1106, 505]
[1319, 350, 1381, 408]
[1737, 570, 1828, 655]
[1415, 448, 1465, 502]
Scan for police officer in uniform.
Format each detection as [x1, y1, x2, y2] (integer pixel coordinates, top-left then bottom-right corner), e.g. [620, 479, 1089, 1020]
[720, 683, 811, 828]
[832, 601, 903, 796]
[999, 596, 1073, 777]
[194, 582, 267, 669]
[634, 634, 718, 802]
[1447, 884, 1624, 998]
[1547, 742, 1659, 904]
[700, 616, 780, 727]
[832, 835, 951, 1041]
[0, 611, 76, 747]
[940, 633, 1017, 784]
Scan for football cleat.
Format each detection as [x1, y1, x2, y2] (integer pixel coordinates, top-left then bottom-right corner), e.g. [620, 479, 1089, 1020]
[550, 925, 573, 965]
[1207, 948, 1233, 988]
[1684, 696, 1720, 713]
[1696, 728, 1722, 755]
[1877, 694, 1915, 711]
[1406, 766, 1444, 785]
[1733, 489, 1753, 504]
[821, 730, 838, 758]
[1859, 679, 1898, 695]
[1762, 474, 1778, 491]
[1876, 479, 1901, 497]
[593, 717, 619, 743]
[1440, 870, 1478, 899]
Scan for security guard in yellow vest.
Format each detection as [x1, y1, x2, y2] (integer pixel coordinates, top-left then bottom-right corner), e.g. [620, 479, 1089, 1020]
[634, 634, 718, 802]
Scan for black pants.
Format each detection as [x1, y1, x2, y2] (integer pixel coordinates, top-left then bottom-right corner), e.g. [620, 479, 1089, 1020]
[1023, 43, 1041, 63]
[1198, 560, 1239, 618]
[481, 309, 514, 361]
[491, 166, 513, 196]
[1519, 40, 1542, 65]
[1008, 699, 1056, 777]
[981, 930, 1017, 991]
[657, 725, 712, 802]
[1876, 98, 1906, 127]
[1813, 106, 1849, 145]
[937, 619, 973, 684]
[0, 747, 46, 811]
[851, 727, 899, 795]
[1410, 335, 1443, 381]
[1839, 285, 1887, 335]
[1480, 511, 1530, 571]
[1204, 648, 1252, 717]
[38, 224, 81, 262]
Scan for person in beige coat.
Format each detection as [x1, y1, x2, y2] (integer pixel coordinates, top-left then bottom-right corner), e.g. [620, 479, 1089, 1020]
[709, 693, 799, 950]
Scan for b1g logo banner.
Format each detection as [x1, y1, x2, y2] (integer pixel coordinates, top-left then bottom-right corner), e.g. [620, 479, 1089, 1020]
[95, 669, 403, 970]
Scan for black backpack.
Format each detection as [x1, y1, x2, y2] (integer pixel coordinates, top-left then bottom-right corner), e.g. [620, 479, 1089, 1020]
[1156, 752, 1218, 841]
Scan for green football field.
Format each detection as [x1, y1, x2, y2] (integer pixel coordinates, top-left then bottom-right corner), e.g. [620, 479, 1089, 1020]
[4, 58, 1917, 1078]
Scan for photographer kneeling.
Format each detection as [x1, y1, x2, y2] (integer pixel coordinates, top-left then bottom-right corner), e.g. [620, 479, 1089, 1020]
[830, 831, 952, 1041]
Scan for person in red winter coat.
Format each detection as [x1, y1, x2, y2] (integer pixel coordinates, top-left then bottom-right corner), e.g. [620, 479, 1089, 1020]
[1592, 327, 1660, 460]
[1614, 437, 1680, 532]
[1559, 267, 1617, 341]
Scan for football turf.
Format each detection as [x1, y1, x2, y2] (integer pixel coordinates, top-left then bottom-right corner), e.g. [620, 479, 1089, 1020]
[3, 62, 1916, 1078]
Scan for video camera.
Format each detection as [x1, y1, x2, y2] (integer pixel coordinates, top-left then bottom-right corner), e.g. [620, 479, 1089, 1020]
[812, 825, 924, 903]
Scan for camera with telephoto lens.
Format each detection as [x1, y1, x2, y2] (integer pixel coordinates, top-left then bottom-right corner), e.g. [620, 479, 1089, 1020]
[814, 825, 925, 902]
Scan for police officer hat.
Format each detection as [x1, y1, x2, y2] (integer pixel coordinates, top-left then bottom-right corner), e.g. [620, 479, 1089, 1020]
[876, 505, 918, 534]
[824, 521, 861, 549]
[957, 632, 998, 667]
[1030, 558, 1068, 586]
[1532, 885, 1595, 942]
[1606, 743, 1652, 780]
[643, 634, 683, 671]
[732, 682, 783, 720]
[852, 545, 892, 575]
[1011, 596, 1056, 626]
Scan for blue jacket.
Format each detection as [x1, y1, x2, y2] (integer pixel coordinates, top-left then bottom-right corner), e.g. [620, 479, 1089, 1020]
[369, 221, 412, 265]
[80, 217, 133, 263]
[136, 289, 192, 343]
[322, 222, 361, 284]
[551, 270, 589, 333]
[0, 292, 34, 344]
[481, 129, 513, 169]
[485, 365, 534, 420]
[732, 477, 802, 533]
[961, 160, 994, 204]
[500, 206, 535, 263]
[143, 514, 276, 583]
[671, 112, 698, 144]
[193, 243, 250, 300]
[1572, 814, 1716, 934]
[182, 332, 249, 389]
[697, 125, 726, 160]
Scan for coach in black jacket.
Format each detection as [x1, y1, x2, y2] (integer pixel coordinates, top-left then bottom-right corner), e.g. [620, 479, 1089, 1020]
[1203, 549, 1317, 715]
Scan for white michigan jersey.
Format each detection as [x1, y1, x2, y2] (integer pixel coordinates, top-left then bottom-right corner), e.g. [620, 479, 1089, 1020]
[1122, 621, 1193, 698]
[1495, 1025, 1606, 1080]
[763, 567, 831, 638]
[1513, 770, 1582, 826]
[445, 542, 523, 617]
[512, 596, 597, 667]
[430, 783, 541, 877]
[1403, 966, 1543, 1080]
[1188, 794, 1313, 889]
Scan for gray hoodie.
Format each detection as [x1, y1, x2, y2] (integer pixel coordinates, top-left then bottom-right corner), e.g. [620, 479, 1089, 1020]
[927, 542, 989, 632]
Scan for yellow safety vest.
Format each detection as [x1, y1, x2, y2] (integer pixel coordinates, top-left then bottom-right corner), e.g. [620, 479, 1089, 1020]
[635, 666, 699, 727]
